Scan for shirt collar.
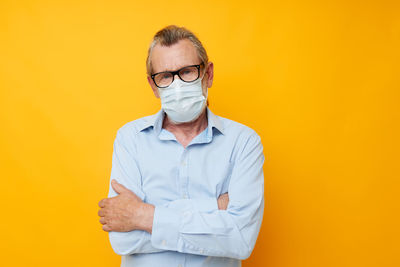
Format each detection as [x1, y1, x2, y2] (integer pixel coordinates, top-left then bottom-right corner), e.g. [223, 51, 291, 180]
[206, 107, 225, 135]
[138, 107, 225, 137]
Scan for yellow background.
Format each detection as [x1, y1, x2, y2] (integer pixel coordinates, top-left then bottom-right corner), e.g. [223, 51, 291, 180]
[1, 0, 399, 266]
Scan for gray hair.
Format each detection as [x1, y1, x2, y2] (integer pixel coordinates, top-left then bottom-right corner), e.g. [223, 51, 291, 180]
[146, 25, 209, 75]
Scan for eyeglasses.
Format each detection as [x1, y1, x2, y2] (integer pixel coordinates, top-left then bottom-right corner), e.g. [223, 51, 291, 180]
[151, 62, 204, 88]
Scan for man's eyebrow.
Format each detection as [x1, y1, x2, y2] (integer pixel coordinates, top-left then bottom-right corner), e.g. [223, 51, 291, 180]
[156, 63, 199, 73]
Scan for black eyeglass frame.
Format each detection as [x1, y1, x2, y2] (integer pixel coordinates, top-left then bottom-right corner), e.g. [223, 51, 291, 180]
[151, 62, 205, 88]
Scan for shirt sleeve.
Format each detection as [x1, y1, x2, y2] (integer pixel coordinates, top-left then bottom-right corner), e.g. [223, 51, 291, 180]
[107, 129, 220, 256]
[150, 132, 265, 260]
[107, 129, 164, 255]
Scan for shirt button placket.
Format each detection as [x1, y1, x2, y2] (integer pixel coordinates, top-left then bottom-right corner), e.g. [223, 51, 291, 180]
[180, 148, 189, 199]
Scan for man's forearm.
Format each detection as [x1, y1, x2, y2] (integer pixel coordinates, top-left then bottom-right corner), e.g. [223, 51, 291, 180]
[105, 195, 229, 256]
[139, 193, 229, 234]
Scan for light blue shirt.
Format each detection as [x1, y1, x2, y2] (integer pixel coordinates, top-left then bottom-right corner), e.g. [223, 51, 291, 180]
[107, 107, 265, 267]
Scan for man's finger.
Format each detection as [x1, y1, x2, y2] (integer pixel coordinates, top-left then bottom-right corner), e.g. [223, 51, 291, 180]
[218, 192, 229, 200]
[98, 199, 107, 208]
[111, 179, 127, 194]
[102, 224, 111, 232]
[99, 217, 106, 225]
[98, 208, 105, 217]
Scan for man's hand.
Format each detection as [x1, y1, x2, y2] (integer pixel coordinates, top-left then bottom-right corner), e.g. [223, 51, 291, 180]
[217, 192, 229, 210]
[98, 179, 154, 233]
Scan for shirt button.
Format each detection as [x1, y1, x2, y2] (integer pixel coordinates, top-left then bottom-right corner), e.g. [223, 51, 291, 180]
[178, 264, 183, 267]
[199, 248, 204, 253]
[161, 240, 167, 246]
[183, 194, 188, 199]
[181, 161, 186, 166]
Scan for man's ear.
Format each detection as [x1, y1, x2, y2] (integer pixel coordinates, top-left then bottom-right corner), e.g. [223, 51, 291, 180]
[147, 75, 160, 98]
[205, 62, 214, 88]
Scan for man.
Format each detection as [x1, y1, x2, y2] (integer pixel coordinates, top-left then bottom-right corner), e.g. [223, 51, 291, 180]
[98, 25, 265, 267]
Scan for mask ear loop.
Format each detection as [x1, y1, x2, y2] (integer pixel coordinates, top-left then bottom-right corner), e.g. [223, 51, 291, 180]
[200, 64, 209, 112]
[200, 63, 209, 99]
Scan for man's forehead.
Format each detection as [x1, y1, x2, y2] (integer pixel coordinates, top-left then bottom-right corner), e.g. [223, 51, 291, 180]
[151, 39, 201, 73]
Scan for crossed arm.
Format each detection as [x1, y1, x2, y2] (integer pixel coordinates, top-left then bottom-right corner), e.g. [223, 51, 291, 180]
[97, 183, 230, 233]
[97, 129, 264, 259]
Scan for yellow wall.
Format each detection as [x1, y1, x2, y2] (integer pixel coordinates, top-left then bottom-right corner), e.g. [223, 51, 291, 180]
[1, 1, 399, 266]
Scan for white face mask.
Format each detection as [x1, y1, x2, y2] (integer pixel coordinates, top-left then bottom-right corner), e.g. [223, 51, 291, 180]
[158, 72, 207, 123]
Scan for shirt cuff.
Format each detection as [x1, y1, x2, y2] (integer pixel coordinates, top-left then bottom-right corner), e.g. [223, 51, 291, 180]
[151, 205, 181, 250]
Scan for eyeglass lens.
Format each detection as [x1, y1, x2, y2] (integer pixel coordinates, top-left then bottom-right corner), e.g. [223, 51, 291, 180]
[154, 66, 199, 87]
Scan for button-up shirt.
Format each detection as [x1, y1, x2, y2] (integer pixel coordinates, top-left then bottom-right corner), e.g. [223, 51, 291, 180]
[107, 107, 265, 267]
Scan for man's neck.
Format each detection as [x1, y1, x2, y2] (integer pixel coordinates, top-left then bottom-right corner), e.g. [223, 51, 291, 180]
[162, 108, 208, 147]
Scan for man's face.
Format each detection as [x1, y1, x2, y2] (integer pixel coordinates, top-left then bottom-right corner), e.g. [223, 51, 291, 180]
[147, 39, 213, 98]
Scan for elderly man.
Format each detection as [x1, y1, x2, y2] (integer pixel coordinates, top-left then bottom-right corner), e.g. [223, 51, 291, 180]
[98, 25, 265, 267]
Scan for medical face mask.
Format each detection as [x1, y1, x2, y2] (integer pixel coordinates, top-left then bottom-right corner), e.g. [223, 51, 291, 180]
[158, 73, 207, 123]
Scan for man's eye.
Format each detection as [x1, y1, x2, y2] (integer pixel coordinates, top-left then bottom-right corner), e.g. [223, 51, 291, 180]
[182, 69, 191, 75]
[160, 74, 171, 80]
